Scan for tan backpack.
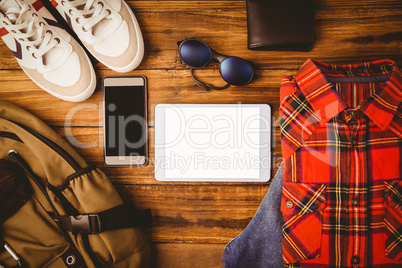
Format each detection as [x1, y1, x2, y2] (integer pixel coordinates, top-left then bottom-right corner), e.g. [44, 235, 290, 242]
[0, 101, 152, 268]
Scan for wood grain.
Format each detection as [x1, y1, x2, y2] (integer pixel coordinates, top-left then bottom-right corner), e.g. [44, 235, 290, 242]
[0, 0, 402, 267]
[116, 184, 268, 243]
[151, 243, 225, 268]
[0, 69, 286, 127]
[1, 1, 402, 71]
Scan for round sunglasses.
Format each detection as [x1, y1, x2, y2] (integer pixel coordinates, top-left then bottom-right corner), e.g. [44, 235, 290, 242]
[177, 39, 256, 90]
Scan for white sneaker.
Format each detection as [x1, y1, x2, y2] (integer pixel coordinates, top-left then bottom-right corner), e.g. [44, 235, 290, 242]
[0, 0, 96, 102]
[51, 0, 144, 73]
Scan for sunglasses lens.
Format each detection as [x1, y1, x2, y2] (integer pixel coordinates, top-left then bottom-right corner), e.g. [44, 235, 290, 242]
[180, 40, 212, 68]
[220, 57, 254, 86]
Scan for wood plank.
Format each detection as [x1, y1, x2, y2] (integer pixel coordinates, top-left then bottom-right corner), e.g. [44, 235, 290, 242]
[151, 243, 225, 268]
[116, 184, 267, 243]
[1, 1, 401, 70]
[0, 69, 286, 127]
[132, 1, 402, 70]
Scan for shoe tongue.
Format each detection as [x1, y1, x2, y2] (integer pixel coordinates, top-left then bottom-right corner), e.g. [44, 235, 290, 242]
[42, 46, 63, 66]
[92, 18, 112, 37]
[0, 0, 32, 34]
[75, 2, 112, 37]
[0, 0, 23, 22]
[0, 0, 17, 11]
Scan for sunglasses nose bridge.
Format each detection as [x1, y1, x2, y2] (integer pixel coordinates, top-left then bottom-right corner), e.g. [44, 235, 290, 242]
[211, 50, 228, 63]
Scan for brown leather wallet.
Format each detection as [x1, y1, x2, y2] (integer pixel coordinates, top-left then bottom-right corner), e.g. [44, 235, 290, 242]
[246, 0, 315, 51]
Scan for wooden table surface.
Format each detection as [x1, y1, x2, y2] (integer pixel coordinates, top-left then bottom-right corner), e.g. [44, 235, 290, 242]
[1, 0, 402, 267]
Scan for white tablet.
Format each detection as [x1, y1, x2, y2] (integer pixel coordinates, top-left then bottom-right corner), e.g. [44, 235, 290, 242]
[154, 104, 271, 182]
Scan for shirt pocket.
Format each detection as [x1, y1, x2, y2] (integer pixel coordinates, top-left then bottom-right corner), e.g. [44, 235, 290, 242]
[384, 179, 402, 261]
[281, 181, 326, 264]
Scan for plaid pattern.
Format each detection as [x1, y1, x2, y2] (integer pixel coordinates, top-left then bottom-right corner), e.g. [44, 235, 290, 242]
[281, 182, 326, 262]
[280, 59, 402, 267]
[385, 180, 402, 260]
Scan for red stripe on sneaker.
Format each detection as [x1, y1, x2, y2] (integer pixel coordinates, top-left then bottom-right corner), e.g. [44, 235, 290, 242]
[32, 0, 44, 11]
[0, 27, 9, 37]
[50, 0, 58, 8]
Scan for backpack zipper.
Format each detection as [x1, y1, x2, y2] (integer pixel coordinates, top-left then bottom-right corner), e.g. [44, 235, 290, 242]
[8, 150, 88, 268]
[1, 126, 90, 266]
[0, 124, 81, 172]
[0, 131, 22, 142]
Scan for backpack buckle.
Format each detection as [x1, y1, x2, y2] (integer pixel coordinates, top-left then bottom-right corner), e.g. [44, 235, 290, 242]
[70, 214, 101, 234]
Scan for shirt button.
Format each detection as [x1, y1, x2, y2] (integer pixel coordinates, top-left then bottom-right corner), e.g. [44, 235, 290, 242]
[285, 200, 294, 209]
[352, 198, 360, 206]
[351, 140, 358, 147]
[351, 256, 360, 264]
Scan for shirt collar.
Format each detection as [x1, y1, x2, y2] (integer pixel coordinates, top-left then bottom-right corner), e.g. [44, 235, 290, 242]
[294, 59, 402, 130]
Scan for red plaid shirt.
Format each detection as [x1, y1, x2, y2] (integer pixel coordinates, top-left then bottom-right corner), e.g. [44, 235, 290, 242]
[279, 59, 402, 267]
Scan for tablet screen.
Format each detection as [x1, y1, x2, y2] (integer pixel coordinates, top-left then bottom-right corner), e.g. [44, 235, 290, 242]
[155, 104, 271, 182]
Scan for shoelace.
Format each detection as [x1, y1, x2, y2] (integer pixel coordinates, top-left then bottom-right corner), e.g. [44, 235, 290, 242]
[61, 0, 111, 33]
[0, 4, 59, 59]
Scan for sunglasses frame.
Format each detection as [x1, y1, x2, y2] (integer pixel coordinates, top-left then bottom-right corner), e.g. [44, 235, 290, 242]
[177, 38, 256, 91]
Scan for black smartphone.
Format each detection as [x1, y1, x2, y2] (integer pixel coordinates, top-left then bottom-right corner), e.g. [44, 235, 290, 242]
[102, 76, 148, 166]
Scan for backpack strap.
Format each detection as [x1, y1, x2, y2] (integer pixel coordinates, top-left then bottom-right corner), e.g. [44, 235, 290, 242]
[52, 205, 152, 234]
[8, 151, 88, 268]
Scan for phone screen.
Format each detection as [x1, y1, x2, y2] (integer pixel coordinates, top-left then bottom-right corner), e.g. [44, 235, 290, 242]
[104, 82, 146, 158]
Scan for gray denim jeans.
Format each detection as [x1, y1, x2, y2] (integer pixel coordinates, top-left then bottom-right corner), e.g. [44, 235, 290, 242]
[222, 164, 284, 268]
